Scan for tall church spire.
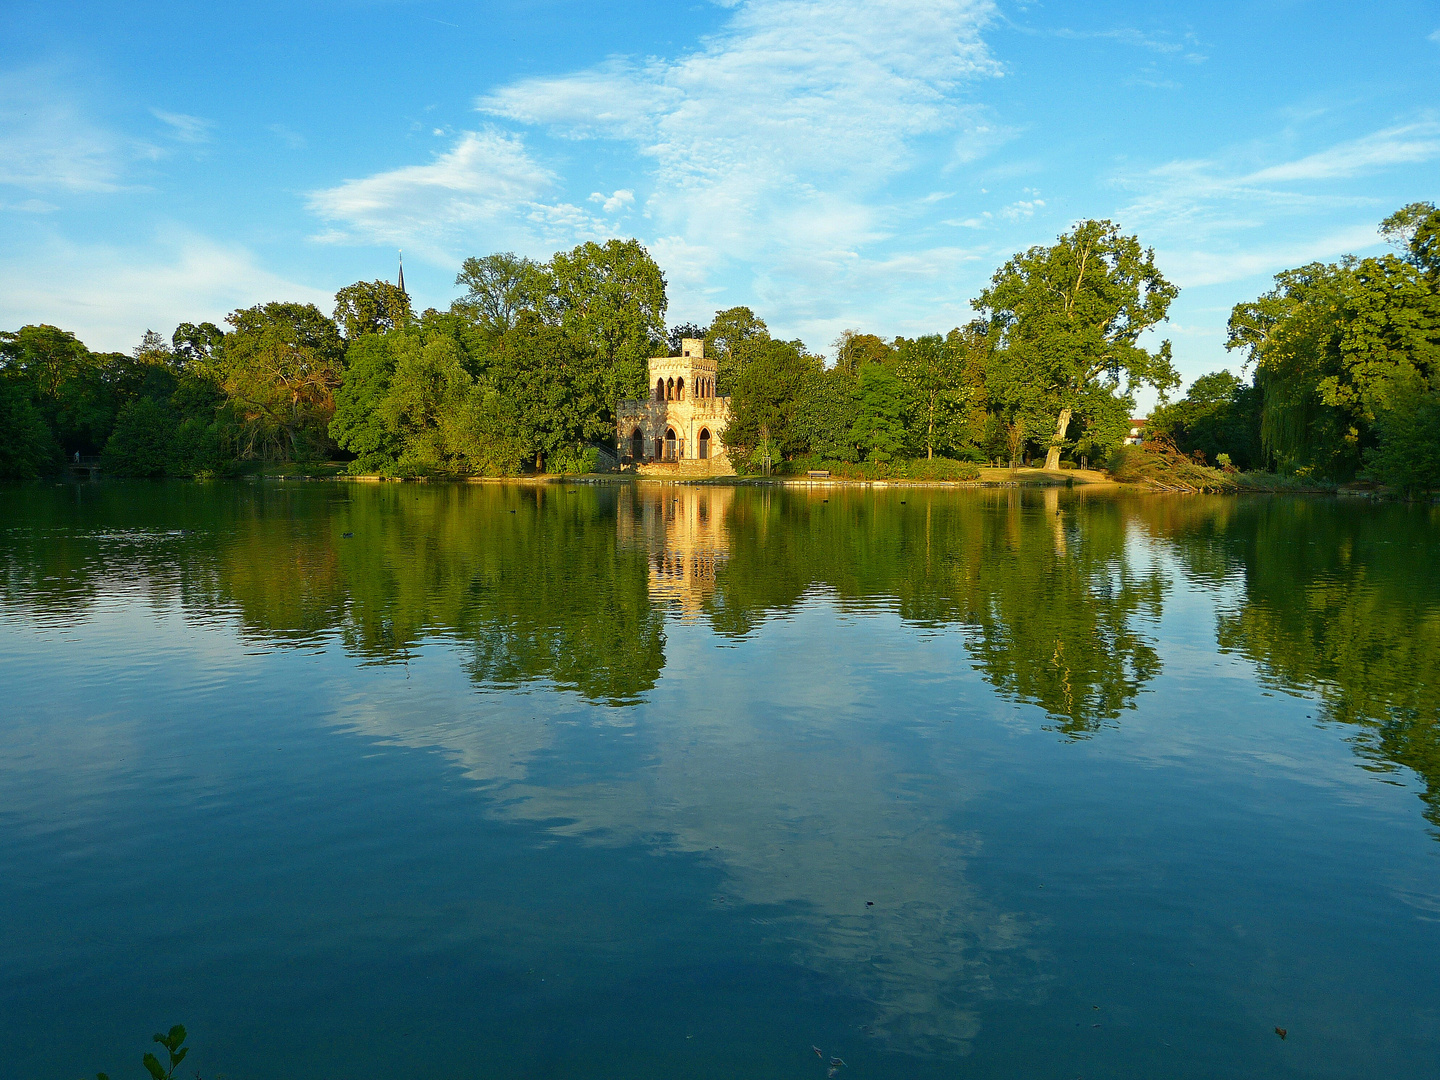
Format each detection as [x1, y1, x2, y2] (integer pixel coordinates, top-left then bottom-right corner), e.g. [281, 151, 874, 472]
[397, 249, 406, 295]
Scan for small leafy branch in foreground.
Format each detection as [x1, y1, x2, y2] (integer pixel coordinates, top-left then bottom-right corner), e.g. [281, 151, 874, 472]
[87, 1023, 194, 1080]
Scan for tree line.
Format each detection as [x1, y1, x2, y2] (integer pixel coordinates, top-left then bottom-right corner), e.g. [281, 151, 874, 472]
[3, 205, 1436, 489]
[1150, 201, 1440, 493]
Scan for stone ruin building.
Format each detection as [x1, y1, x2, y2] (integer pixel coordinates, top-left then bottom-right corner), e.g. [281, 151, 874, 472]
[615, 338, 734, 476]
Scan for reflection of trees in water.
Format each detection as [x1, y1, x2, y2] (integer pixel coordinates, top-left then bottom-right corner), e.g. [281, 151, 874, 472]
[1141, 497, 1440, 830]
[706, 486, 1167, 736]
[0, 481, 664, 705]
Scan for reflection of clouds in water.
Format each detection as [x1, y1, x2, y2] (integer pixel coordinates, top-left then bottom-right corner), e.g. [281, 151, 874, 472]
[338, 563, 1037, 1055]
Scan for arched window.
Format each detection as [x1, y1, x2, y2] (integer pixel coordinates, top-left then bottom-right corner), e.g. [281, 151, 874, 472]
[698, 428, 710, 460]
[654, 437, 663, 459]
[631, 427, 644, 461]
[655, 379, 664, 401]
[666, 377, 674, 401]
[676, 377, 684, 399]
[665, 427, 677, 461]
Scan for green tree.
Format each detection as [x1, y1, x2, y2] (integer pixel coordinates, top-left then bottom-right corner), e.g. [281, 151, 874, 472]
[894, 333, 972, 459]
[1367, 375, 1440, 495]
[0, 378, 59, 479]
[1146, 370, 1263, 470]
[333, 279, 414, 339]
[0, 324, 116, 454]
[219, 302, 346, 460]
[100, 397, 175, 477]
[453, 252, 547, 336]
[795, 365, 860, 461]
[832, 330, 894, 377]
[330, 334, 402, 473]
[704, 306, 771, 394]
[849, 360, 911, 462]
[722, 339, 818, 464]
[486, 314, 613, 472]
[976, 220, 1179, 469]
[549, 238, 667, 402]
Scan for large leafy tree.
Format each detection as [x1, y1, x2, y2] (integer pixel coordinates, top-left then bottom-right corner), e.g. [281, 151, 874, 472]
[723, 339, 819, 464]
[219, 302, 346, 460]
[333, 280, 414, 340]
[894, 333, 972, 460]
[832, 330, 894, 377]
[330, 335, 402, 473]
[453, 252, 548, 336]
[849, 360, 910, 462]
[0, 324, 116, 453]
[549, 239, 667, 402]
[485, 313, 613, 472]
[976, 219, 1179, 469]
[1146, 370, 1262, 470]
[1227, 209, 1439, 479]
[704, 306, 771, 394]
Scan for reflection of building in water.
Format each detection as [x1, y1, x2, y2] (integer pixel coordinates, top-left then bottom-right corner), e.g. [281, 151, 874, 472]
[617, 485, 733, 619]
[615, 338, 735, 476]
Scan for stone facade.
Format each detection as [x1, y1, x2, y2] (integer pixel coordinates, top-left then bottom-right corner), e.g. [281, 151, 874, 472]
[616, 338, 735, 476]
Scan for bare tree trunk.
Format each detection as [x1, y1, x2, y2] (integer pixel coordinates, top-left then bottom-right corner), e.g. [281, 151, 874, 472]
[1044, 408, 1072, 471]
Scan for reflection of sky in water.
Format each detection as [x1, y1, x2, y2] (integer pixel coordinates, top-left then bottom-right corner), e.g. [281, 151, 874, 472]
[3, 483, 1440, 1078]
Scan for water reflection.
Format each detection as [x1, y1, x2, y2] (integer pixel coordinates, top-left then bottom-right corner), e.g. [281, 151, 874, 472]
[1138, 496, 1440, 829]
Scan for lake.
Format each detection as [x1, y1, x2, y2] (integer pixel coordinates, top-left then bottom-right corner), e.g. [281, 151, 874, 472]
[2, 480, 1438, 1078]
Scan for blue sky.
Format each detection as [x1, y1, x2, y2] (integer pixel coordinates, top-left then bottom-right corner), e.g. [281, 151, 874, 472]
[2, 0, 1437, 405]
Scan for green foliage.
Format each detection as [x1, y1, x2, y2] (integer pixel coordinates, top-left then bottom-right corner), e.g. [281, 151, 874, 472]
[977, 219, 1179, 468]
[704, 306, 771, 394]
[1228, 204, 1440, 481]
[101, 398, 176, 477]
[894, 332, 974, 459]
[795, 366, 860, 461]
[1366, 377, 1440, 495]
[849, 360, 910, 462]
[1147, 369, 1263, 471]
[333, 279, 414, 339]
[549, 238, 667, 402]
[1107, 440, 1238, 492]
[0, 377, 60, 479]
[331, 334, 401, 473]
[723, 338, 819, 463]
[143, 1025, 189, 1080]
[831, 330, 894, 377]
[454, 252, 549, 336]
[220, 301, 346, 460]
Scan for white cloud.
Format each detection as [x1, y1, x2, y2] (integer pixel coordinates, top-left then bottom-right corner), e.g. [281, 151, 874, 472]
[1156, 224, 1382, 288]
[306, 127, 609, 260]
[151, 109, 214, 144]
[0, 67, 153, 192]
[0, 228, 331, 351]
[1115, 118, 1439, 286]
[1245, 120, 1440, 182]
[481, 0, 1000, 333]
[590, 189, 635, 213]
[1429, 28, 1440, 43]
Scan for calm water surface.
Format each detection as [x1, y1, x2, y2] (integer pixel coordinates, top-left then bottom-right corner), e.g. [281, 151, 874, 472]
[2, 481, 1439, 1078]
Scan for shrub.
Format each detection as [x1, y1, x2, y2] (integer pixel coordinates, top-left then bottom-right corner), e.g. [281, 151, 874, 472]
[905, 457, 980, 481]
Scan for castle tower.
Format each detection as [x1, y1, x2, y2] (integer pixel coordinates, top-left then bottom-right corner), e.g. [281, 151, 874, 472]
[615, 338, 733, 474]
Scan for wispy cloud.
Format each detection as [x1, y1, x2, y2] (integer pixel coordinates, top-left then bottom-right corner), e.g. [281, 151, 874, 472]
[1245, 120, 1440, 182]
[308, 0, 1003, 340]
[1116, 119, 1440, 286]
[152, 108, 214, 144]
[306, 128, 604, 260]
[0, 67, 152, 192]
[0, 228, 331, 350]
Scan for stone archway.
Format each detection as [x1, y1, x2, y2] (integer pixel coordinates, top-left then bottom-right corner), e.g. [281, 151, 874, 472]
[698, 428, 710, 460]
[631, 427, 644, 461]
[665, 427, 677, 461]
